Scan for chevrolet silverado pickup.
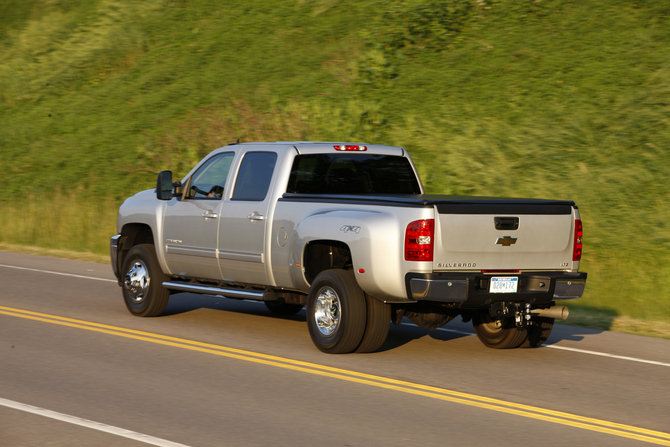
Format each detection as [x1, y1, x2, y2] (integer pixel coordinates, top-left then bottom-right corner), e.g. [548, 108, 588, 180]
[110, 141, 587, 353]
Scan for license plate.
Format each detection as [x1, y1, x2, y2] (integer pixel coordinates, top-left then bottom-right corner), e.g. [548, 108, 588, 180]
[489, 277, 519, 293]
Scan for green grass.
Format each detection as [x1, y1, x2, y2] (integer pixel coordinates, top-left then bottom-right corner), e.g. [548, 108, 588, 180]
[0, 189, 119, 256]
[1, 0, 670, 334]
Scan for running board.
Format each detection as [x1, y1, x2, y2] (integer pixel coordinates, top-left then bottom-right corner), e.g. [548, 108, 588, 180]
[162, 282, 278, 301]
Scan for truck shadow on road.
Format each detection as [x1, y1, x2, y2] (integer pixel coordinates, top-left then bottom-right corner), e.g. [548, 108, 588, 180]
[380, 316, 610, 352]
[380, 322, 473, 352]
[162, 292, 306, 322]
[160, 293, 609, 352]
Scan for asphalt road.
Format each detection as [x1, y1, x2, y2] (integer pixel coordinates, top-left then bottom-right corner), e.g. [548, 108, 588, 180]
[1, 250, 669, 447]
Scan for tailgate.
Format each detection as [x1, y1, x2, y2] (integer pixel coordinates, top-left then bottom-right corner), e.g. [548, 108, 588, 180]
[433, 201, 576, 271]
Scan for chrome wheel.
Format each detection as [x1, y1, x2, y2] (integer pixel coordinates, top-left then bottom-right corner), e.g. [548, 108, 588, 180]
[121, 244, 170, 317]
[313, 286, 341, 337]
[124, 260, 150, 303]
[306, 270, 366, 354]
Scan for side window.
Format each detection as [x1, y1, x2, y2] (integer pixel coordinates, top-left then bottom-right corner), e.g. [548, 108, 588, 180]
[232, 152, 278, 201]
[187, 152, 235, 199]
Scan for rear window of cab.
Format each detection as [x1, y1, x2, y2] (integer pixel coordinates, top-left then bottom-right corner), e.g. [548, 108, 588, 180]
[286, 154, 421, 195]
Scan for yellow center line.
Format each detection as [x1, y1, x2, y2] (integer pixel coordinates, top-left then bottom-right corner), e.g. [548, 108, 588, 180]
[1, 305, 669, 445]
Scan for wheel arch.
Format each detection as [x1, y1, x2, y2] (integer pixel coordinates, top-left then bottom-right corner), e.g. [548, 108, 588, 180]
[116, 223, 157, 279]
[288, 209, 371, 292]
[303, 239, 353, 285]
[288, 207, 412, 301]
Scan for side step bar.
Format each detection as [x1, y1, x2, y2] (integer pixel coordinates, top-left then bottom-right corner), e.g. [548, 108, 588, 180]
[162, 282, 279, 301]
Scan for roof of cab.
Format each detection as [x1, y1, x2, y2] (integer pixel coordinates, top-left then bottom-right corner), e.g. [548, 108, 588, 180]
[229, 141, 405, 156]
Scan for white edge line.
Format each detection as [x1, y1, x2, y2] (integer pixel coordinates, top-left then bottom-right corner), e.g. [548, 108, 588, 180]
[0, 264, 117, 283]
[0, 397, 191, 447]
[542, 344, 670, 367]
[402, 322, 670, 368]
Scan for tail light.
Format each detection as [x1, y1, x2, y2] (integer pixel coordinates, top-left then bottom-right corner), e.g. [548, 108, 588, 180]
[405, 219, 434, 261]
[573, 219, 583, 261]
[334, 145, 367, 151]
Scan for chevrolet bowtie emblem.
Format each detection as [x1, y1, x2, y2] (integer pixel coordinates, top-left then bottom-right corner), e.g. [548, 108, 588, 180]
[496, 236, 517, 247]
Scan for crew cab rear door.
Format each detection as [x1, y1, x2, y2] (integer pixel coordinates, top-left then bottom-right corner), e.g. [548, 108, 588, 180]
[217, 148, 280, 285]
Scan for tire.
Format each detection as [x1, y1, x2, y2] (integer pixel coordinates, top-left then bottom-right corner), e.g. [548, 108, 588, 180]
[472, 313, 528, 349]
[306, 269, 366, 354]
[264, 300, 303, 315]
[356, 294, 391, 353]
[521, 317, 555, 348]
[121, 244, 170, 317]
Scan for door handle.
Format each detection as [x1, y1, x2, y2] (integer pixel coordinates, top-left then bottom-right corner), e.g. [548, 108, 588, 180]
[203, 212, 218, 219]
[248, 212, 265, 221]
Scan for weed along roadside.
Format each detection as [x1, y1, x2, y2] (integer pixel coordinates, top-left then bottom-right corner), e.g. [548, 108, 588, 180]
[1, 0, 669, 336]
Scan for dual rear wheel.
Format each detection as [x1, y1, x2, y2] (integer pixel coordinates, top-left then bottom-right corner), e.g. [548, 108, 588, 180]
[472, 313, 555, 349]
[306, 269, 391, 354]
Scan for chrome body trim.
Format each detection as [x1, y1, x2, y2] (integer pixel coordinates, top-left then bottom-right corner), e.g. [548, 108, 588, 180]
[218, 249, 263, 263]
[165, 245, 218, 258]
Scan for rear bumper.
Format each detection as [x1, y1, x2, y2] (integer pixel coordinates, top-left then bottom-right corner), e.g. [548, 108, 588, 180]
[406, 271, 587, 307]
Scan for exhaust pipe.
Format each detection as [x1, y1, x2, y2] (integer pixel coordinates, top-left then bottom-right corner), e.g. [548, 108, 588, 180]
[531, 306, 569, 320]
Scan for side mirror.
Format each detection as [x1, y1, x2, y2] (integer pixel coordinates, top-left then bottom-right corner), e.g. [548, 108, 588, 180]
[157, 171, 173, 200]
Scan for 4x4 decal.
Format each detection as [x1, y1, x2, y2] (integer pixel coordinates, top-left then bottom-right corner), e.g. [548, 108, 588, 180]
[340, 225, 361, 234]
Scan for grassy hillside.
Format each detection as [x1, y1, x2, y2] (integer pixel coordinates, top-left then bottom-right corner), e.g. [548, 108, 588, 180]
[1, 0, 669, 335]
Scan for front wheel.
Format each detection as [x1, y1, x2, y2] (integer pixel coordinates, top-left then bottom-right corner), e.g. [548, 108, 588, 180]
[306, 270, 366, 354]
[472, 313, 528, 349]
[121, 244, 170, 317]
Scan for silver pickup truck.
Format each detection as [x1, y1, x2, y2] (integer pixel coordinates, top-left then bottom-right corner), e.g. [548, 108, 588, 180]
[110, 141, 586, 353]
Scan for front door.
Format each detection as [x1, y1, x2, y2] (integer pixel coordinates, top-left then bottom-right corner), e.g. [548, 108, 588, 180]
[163, 152, 235, 279]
